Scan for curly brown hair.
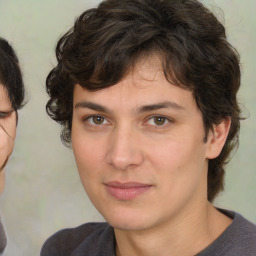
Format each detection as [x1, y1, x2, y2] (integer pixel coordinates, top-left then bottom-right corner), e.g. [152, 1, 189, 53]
[46, 0, 241, 202]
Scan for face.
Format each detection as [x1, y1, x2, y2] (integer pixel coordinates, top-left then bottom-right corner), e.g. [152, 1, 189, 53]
[72, 58, 219, 232]
[0, 85, 16, 193]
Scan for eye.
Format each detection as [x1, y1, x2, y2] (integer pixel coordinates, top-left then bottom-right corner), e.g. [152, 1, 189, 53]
[86, 115, 107, 125]
[0, 111, 13, 119]
[147, 116, 169, 126]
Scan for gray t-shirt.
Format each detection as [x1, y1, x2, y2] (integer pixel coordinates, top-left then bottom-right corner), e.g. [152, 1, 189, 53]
[0, 218, 7, 255]
[40, 210, 256, 256]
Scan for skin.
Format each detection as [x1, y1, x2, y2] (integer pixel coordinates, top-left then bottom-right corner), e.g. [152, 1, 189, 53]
[0, 85, 16, 193]
[72, 57, 232, 256]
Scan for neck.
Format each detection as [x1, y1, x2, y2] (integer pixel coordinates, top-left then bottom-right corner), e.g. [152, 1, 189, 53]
[114, 202, 232, 256]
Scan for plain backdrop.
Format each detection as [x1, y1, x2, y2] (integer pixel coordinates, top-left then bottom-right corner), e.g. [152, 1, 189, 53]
[0, 0, 255, 255]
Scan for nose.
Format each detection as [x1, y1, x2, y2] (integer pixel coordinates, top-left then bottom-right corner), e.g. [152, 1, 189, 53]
[106, 125, 144, 170]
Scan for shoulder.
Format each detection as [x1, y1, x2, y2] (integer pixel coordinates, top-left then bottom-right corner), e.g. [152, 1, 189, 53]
[40, 222, 115, 256]
[198, 210, 256, 256]
[230, 211, 256, 252]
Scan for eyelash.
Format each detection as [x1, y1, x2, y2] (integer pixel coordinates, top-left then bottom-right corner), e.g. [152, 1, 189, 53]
[83, 115, 110, 126]
[146, 116, 173, 127]
[83, 115, 173, 128]
[0, 111, 12, 119]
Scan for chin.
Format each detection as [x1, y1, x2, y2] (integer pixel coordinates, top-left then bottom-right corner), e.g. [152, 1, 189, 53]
[101, 206, 154, 231]
[109, 219, 149, 231]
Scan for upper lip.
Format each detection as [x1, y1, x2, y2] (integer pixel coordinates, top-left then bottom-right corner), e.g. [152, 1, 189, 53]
[105, 181, 151, 188]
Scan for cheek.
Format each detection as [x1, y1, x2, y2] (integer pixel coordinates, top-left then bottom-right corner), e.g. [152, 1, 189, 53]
[72, 137, 108, 205]
[149, 138, 208, 210]
[0, 130, 14, 166]
[148, 134, 207, 186]
[1, 112, 17, 140]
[73, 136, 106, 180]
[147, 137, 189, 171]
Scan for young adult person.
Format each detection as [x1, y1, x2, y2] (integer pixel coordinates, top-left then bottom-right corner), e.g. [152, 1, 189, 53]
[41, 0, 256, 255]
[0, 37, 25, 254]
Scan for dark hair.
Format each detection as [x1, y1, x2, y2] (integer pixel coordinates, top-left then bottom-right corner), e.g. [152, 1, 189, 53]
[46, 0, 241, 202]
[0, 37, 25, 111]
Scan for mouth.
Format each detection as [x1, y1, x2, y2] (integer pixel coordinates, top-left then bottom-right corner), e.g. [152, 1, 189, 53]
[104, 181, 152, 200]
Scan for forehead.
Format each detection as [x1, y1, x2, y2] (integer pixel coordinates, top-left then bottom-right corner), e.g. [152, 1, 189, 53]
[128, 55, 163, 81]
[74, 56, 196, 109]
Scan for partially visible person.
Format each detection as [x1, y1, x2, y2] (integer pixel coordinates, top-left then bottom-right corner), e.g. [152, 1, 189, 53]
[0, 37, 25, 254]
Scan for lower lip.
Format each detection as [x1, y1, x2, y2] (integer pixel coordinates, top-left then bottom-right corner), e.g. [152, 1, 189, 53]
[105, 185, 152, 200]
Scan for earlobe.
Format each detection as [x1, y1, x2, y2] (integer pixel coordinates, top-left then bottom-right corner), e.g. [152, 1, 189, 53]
[206, 118, 231, 159]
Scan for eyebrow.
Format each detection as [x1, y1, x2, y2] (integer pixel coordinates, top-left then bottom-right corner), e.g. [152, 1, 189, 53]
[74, 101, 109, 112]
[74, 100, 185, 113]
[137, 101, 185, 112]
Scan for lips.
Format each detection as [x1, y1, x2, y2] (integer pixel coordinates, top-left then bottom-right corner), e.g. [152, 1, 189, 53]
[104, 181, 152, 200]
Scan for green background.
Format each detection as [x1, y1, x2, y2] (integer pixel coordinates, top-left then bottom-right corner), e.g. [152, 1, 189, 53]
[0, 0, 255, 255]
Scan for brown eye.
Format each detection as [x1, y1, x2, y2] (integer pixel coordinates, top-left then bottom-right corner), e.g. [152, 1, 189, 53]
[147, 116, 169, 126]
[153, 116, 167, 126]
[92, 116, 105, 125]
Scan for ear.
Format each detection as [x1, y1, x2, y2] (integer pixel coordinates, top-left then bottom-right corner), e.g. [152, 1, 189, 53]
[206, 118, 231, 159]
